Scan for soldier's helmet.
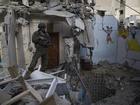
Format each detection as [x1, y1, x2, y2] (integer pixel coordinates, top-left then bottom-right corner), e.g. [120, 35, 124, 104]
[38, 23, 46, 29]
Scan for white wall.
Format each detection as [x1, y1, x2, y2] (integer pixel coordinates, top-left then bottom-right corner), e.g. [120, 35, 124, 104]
[92, 15, 118, 64]
[80, 15, 118, 64]
[91, 14, 140, 70]
[125, 0, 140, 18]
[94, 0, 140, 21]
[95, 0, 120, 17]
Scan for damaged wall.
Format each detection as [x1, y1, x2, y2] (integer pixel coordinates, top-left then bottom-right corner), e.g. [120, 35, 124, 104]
[22, 19, 39, 66]
[22, 18, 47, 66]
[22, 17, 67, 66]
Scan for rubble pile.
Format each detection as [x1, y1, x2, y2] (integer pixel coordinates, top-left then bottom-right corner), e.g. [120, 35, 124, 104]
[0, 65, 69, 105]
[0, 61, 140, 105]
[0, 0, 140, 105]
[81, 61, 140, 105]
[0, 72, 70, 105]
[83, 73, 116, 103]
[0, 0, 96, 104]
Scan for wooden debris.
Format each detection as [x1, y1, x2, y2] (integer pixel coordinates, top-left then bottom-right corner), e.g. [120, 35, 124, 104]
[0, 76, 19, 86]
[0, 76, 43, 104]
[25, 81, 43, 103]
[2, 90, 30, 105]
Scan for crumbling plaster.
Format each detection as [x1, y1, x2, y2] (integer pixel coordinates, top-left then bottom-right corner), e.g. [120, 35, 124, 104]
[0, 0, 140, 71]
[22, 18, 67, 66]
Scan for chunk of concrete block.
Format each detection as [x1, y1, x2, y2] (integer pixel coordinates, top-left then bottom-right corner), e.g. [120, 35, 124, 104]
[54, 94, 71, 105]
[30, 70, 66, 84]
[43, 10, 75, 18]
[0, 89, 11, 104]
[40, 96, 57, 105]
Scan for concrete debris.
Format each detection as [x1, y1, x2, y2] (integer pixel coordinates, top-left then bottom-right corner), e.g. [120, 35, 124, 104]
[0, 69, 67, 105]
[0, 0, 9, 5]
[17, 17, 28, 26]
[0, 89, 12, 104]
[22, 0, 29, 7]
[0, 61, 140, 105]
[48, 0, 61, 8]
[53, 93, 71, 105]
[49, 5, 63, 10]
[30, 1, 47, 11]
[95, 86, 135, 105]
[43, 10, 75, 18]
[56, 83, 69, 96]
[25, 81, 43, 103]
[1, 0, 139, 105]
[30, 70, 66, 84]
[69, 91, 79, 104]
[45, 78, 58, 99]
[83, 73, 116, 103]
[66, 17, 85, 30]
[39, 93, 71, 105]
[81, 61, 140, 105]
[75, 18, 85, 30]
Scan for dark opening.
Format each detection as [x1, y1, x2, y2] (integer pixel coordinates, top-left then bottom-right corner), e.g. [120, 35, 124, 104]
[120, 10, 124, 15]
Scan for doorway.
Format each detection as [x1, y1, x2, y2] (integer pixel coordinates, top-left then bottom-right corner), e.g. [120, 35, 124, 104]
[47, 32, 59, 68]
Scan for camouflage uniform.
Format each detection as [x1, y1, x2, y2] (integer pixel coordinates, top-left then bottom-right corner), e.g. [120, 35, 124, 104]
[28, 23, 51, 72]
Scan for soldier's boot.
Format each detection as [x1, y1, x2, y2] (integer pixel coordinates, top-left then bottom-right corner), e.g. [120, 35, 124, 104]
[25, 51, 42, 79]
[24, 70, 32, 79]
[24, 66, 36, 79]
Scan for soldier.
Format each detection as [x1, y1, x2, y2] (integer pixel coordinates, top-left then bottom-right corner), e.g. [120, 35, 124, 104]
[27, 23, 51, 76]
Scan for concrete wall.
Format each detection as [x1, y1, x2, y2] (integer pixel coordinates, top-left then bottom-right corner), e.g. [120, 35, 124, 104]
[125, 0, 140, 18]
[92, 15, 118, 64]
[95, 0, 140, 20]
[22, 19, 41, 66]
[0, 17, 71, 69]
[95, 0, 120, 18]
[91, 14, 140, 70]
[22, 18, 66, 66]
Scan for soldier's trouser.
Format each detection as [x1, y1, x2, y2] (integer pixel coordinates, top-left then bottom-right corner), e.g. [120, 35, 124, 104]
[28, 49, 48, 72]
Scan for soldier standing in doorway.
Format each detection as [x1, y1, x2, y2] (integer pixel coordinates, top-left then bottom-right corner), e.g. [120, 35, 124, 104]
[25, 23, 51, 78]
